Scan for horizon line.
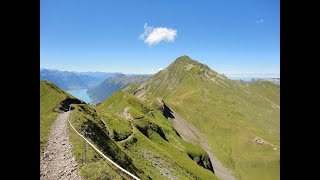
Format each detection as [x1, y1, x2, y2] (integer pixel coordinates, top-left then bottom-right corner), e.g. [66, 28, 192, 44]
[40, 68, 279, 77]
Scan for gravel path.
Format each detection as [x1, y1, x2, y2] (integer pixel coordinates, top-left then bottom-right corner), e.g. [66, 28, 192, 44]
[40, 111, 82, 180]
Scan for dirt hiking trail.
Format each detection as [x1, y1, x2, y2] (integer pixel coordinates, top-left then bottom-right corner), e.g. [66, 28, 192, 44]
[40, 111, 81, 180]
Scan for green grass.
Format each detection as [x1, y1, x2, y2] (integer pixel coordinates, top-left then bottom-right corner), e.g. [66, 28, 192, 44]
[69, 104, 144, 179]
[80, 159, 124, 180]
[40, 80, 76, 156]
[123, 56, 280, 180]
[246, 81, 280, 105]
[42, 79, 217, 179]
[95, 108, 132, 141]
[117, 126, 217, 180]
[100, 91, 153, 118]
[164, 77, 280, 180]
[69, 118, 125, 180]
[99, 90, 218, 179]
[42, 56, 279, 179]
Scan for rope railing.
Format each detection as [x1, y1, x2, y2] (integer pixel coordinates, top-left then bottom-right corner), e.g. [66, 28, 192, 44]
[68, 105, 140, 180]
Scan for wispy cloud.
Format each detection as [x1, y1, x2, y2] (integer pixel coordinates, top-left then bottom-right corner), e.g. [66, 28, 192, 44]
[256, 17, 264, 24]
[151, 67, 164, 74]
[139, 23, 177, 45]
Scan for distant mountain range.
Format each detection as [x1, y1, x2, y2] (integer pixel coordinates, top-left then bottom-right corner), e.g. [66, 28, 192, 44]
[87, 73, 150, 104]
[72, 71, 120, 79]
[40, 69, 106, 90]
[40, 68, 151, 91]
[40, 56, 279, 180]
[252, 78, 280, 85]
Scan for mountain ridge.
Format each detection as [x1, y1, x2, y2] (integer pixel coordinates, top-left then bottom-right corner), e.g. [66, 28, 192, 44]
[87, 73, 150, 104]
[123, 55, 280, 180]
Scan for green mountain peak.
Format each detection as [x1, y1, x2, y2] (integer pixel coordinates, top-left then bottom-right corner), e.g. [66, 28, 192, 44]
[175, 55, 192, 61]
[166, 55, 216, 75]
[172, 55, 201, 66]
[122, 55, 279, 179]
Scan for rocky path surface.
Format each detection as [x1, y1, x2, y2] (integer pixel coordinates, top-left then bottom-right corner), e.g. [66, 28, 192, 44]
[171, 110, 236, 180]
[40, 111, 81, 180]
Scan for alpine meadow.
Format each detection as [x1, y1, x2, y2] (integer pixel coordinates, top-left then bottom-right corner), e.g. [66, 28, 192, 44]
[40, 0, 280, 179]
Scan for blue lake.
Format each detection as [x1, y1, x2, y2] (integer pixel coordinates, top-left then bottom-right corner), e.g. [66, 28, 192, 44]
[66, 89, 93, 104]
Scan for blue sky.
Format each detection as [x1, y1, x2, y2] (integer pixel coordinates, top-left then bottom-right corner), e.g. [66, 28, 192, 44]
[40, 0, 279, 77]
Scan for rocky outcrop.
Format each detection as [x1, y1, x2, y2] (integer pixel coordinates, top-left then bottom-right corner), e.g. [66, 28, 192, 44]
[187, 152, 214, 173]
[134, 119, 168, 142]
[161, 101, 175, 119]
[58, 98, 85, 112]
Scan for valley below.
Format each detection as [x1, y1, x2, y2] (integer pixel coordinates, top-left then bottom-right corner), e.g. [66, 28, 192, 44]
[66, 89, 93, 104]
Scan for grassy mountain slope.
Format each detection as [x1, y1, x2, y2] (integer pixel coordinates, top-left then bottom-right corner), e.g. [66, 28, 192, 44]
[40, 80, 128, 179]
[123, 56, 280, 180]
[42, 80, 216, 179]
[97, 90, 217, 179]
[69, 104, 142, 179]
[40, 80, 84, 155]
[87, 73, 150, 104]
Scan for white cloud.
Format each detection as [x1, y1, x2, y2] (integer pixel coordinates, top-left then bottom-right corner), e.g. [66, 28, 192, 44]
[256, 17, 264, 24]
[139, 23, 177, 45]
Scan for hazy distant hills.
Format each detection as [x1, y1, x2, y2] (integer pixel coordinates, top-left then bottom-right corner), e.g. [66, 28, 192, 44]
[252, 78, 280, 85]
[72, 71, 120, 79]
[40, 69, 118, 90]
[87, 73, 150, 104]
[39, 69, 152, 92]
